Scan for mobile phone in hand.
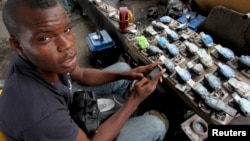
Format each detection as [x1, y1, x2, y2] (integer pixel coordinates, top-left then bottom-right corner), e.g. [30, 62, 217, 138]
[147, 65, 162, 79]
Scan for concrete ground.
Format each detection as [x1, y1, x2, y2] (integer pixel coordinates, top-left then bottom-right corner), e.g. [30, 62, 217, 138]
[0, 4, 97, 80]
[0, 1, 11, 80]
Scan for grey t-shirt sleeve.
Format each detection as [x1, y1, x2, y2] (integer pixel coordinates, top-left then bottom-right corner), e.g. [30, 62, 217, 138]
[22, 109, 79, 141]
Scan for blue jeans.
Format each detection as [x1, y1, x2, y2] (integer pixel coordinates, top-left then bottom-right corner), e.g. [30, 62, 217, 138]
[72, 62, 167, 141]
[116, 115, 166, 141]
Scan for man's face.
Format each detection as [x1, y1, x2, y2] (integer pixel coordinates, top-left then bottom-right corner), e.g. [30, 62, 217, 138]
[15, 3, 77, 74]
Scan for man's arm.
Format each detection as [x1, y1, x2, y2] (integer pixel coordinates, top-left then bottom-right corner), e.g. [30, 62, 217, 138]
[70, 65, 129, 86]
[70, 62, 164, 86]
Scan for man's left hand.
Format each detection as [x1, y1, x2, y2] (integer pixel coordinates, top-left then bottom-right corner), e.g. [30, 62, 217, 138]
[125, 62, 164, 80]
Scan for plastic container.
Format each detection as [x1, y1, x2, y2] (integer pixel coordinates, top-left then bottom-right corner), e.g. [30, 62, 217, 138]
[86, 30, 118, 67]
[177, 13, 206, 31]
[86, 30, 115, 52]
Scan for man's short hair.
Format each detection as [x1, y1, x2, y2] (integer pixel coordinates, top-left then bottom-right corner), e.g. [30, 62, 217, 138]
[2, 0, 58, 37]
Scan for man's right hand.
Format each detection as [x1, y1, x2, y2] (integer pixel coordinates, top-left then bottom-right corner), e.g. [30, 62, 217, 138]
[130, 68, 166, 103]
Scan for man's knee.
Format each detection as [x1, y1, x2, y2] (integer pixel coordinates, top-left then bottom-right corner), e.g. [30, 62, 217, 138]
[104, 62, 131, 71]
[116, 115, 167, 141]
[146, 115, 167, 134]
[116, 62, 131, 71]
